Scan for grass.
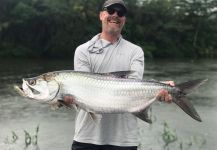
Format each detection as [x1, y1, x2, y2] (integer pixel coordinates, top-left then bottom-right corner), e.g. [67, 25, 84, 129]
[4, 125, 40, 148]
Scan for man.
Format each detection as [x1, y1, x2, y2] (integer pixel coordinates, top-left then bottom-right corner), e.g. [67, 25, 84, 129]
[70, 0, 173, 150]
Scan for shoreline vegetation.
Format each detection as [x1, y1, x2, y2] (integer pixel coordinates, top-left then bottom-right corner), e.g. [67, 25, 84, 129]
[0, 0, 216, 59]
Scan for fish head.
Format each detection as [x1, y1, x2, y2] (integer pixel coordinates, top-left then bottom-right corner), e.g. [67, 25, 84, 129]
[15, 72, 60, 102]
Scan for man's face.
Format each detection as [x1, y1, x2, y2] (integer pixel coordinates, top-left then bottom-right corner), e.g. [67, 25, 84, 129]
[100, 5, 126, 36]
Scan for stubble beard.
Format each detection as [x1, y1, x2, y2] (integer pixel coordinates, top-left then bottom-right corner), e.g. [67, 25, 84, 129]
[107, 27, 121, 36]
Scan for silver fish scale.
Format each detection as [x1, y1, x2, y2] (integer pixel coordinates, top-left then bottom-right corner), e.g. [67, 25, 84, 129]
[55, 72, 174, 113]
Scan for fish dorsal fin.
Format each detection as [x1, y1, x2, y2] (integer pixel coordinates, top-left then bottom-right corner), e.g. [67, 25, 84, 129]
[101, 71, 135, 78]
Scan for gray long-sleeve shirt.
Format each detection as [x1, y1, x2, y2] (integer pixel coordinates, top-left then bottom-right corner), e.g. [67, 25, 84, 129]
[73, 34, 144, 146]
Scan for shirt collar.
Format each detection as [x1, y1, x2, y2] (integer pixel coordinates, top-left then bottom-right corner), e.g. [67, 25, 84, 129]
[87, 34, 122, 54]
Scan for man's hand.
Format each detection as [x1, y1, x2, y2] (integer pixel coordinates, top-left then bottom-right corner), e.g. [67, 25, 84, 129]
[62, 95, 75, 107]
[157, 81, 175, 103]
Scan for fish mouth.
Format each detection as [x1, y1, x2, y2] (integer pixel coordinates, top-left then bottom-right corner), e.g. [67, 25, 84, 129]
[14, 84, 41, 96]
[14, 85, 26, 97]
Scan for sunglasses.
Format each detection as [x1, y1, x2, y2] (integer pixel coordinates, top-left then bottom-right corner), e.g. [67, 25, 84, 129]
[103, 7, 126, 17]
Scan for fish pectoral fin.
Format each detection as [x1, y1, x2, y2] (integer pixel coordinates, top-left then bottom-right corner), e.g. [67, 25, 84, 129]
[57, 99, 79, 111]
[50, 101, 62, 110]
[133, 107, 152, 124]
[57, 99, 68, 107]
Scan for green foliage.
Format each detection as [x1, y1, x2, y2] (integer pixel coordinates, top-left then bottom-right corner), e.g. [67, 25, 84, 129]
[160, 122, 207, 150]
[0, 42, 35, 57]
[24, 124, 40, 147]
[0, 0, 216, 58]
[162, 122, 177, 149]
[4, 131, 19, 144]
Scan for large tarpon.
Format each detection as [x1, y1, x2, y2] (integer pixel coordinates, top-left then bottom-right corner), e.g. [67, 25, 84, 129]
[14, 70, 207, 123]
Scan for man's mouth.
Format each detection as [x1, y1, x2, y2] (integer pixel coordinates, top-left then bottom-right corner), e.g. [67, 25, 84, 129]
[109, 20, 119, 24]
[108, 16, 121, 24]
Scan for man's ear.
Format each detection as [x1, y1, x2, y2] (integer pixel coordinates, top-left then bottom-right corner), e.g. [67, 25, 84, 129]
[99, 11, 105, 21]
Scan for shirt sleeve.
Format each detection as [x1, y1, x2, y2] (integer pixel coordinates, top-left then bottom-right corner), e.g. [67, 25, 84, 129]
[129, 47, 145, 80]
[74, 46, 91, 72]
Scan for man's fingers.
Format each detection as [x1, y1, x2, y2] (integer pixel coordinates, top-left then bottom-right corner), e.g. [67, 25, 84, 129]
[63, 95, 75, 106]
[165, 93, 172, 103]
[157, 90, 172, 103]
[161, 81, 175, 86]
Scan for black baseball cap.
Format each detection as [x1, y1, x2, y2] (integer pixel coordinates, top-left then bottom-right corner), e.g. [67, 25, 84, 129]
[102, 0, 127, 13]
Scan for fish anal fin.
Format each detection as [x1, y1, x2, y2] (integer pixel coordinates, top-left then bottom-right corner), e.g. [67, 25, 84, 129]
[133, 107, 152, 124]
[129, 97, 157, 123]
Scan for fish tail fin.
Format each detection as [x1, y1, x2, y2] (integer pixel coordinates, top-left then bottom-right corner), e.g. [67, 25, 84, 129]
[176, 79, 208, 95]
[173, 79, 207, 122]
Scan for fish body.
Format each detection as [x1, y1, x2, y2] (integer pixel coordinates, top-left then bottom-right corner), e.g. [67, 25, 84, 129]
[15, 70, 207, 123]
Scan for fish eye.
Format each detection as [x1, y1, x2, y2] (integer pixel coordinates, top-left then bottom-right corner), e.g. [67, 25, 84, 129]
[28, 79, 36, 85]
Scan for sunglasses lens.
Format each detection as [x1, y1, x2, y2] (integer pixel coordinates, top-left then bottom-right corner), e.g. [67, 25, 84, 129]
[105, 7, 125, 17]
[107, 8, 115, 15]
[117, 11, 124, 17]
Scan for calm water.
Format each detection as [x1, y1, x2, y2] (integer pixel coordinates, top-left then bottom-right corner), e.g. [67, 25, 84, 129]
[0, 58, 216, 150]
